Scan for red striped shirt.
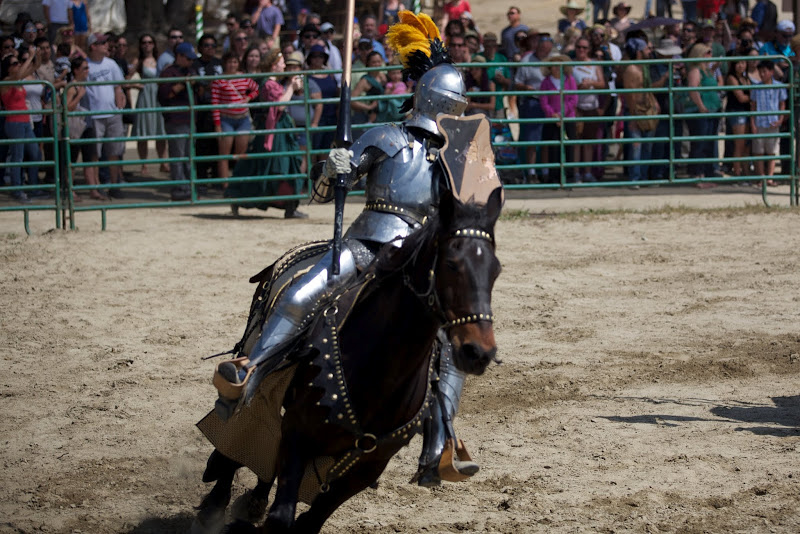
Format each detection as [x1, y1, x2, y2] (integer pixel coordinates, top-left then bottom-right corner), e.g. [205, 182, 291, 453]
[210, 77, 259, 126]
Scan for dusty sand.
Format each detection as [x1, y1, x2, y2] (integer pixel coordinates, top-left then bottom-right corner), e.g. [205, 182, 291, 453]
[1, 184, 799, 533]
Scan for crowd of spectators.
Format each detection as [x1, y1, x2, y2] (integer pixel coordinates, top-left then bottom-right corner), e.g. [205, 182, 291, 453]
[1, 0, 799, 204]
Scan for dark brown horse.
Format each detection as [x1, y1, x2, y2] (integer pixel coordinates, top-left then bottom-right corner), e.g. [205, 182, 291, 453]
[195, 188, 502, 533]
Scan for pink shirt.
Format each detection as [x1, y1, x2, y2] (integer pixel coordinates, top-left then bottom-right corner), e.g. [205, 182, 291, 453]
[540, 75, 578, 119]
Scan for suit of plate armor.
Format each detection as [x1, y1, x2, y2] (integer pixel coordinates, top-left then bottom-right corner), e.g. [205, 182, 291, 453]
[219, 63, 474, 485]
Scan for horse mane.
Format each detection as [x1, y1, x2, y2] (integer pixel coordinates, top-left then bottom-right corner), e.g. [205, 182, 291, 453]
[370, 198, 497, 279]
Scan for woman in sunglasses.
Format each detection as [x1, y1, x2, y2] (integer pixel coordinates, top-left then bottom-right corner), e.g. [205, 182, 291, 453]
[132, 33, 167, 176]
[1, 51, 42, 203]
[55, 25, 85, 59]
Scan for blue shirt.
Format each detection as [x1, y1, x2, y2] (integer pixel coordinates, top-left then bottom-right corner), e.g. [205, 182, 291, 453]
[751, 79, 787, 128]
[760, 40, 795, 58]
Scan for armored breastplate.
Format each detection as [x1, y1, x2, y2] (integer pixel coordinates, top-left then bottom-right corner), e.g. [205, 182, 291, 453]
[345, 124, 438, 245]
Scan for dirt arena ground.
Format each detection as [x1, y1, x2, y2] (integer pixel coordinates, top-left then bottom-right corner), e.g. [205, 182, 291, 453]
[1, 185, 799, 533]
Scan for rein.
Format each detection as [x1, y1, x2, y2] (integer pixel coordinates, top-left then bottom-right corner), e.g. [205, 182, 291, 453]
[403, 227, 495, 330]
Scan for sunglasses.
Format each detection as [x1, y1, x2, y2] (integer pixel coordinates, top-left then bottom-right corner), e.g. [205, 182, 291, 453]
[450, 42, 466, 47]
[2, 44, 14, 49]
[303, 33, 318, 39]
[62, 30, 74, 36]
[141, 40, 154, 44]
[200, 42, 215, 47]
[169, 34, 183, 39]
[235, 36, 248, 41]
[9, 61, 20, 66]
[507, 11, 518, 15]
[575, 45, 589, 49]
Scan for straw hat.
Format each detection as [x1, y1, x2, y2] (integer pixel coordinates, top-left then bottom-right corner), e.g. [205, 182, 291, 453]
[560, 0, 585, 16]
[655, 37, 682, 56]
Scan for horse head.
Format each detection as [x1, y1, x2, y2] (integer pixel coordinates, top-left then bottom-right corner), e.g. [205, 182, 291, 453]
[435, 187, 503, 375]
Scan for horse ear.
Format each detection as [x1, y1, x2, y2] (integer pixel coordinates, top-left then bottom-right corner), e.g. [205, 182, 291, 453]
[485, 187, 503, 225]
[439, 187, 456, 226]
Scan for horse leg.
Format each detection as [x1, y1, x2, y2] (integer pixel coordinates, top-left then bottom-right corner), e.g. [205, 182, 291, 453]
[265, 432, 306, 533]
[293, 459, 390, 534]
[230, 476, 273, 524]
[192, 450, 241, 534]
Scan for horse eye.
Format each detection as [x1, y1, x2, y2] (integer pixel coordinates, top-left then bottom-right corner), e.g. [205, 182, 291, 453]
[445, 260, 460, 272]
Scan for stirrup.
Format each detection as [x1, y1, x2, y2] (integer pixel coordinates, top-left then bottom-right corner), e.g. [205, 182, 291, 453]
[213, 357, 254, 400]
[438, 438, 479, 482]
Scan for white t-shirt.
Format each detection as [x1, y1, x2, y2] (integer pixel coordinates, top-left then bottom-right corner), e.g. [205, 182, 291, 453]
[42, 0, 71, 24]
[85, 56, 124, 118]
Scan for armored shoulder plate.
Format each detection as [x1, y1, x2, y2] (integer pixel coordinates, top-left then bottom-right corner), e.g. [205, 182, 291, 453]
[349, 123, 409, 164]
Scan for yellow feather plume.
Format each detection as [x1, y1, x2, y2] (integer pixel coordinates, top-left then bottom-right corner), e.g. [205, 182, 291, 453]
[386, 10, 441, 67]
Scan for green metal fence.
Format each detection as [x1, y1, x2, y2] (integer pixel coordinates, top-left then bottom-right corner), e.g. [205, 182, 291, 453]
[1, 56, 796, 233]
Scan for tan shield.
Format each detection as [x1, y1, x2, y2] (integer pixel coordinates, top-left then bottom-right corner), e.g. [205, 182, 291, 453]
[436, 114, 504, 205]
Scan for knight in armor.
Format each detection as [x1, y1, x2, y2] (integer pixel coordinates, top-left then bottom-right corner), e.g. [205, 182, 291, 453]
[215, 11, 479, 486]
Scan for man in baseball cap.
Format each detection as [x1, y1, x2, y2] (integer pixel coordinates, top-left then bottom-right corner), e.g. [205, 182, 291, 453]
[158, 41, 198, 200]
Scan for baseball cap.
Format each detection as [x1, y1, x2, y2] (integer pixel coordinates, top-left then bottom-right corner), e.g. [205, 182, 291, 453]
[777, 20, 796, 34]
[174, 42, 197, 60]
[88, 32, 108, 46]
[320, 22, 334, 33]
[483, 32, 498, 42]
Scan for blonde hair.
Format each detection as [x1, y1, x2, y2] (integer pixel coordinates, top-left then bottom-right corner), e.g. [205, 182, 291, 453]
[688, 43, 710, 59]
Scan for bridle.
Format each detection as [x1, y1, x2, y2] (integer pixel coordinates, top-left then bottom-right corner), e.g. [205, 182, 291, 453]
[403, 227, 496, 330]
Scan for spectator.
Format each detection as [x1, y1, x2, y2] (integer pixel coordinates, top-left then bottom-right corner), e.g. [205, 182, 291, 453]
[53, 42, 72, 79]
[449, 34, 471, 64]
[760, 20, 795, 78]
[157, 28, 183, 75]
[680, 21, 698, 55]
[444, 19, 466, 41]
[379, 0, 406, 27]
[464, 55, 495, 116]
[21, 45, 48, 168]
[11, 13, 33, 49]
[351, 38, 373, 89]
[240, 18, 256, 41]
[751, 0, 777, 38]
[67, 0, 91, 51]
[158, 42, 198, 201]
[684, 43, 722, 182]
[306, 44, 338, 159]
[514, 33, 553, 183]
[132, 33, 167, 176]
[211, 52, 259, 184]
[539, 54, 577, 182]
[558, 1, 588, 36]
[560, 26, 582, 54]
[230, 30, 250, 62]
[649, 37, 682, 181]
[351, 51, 385, 132]
[284, 50, 321, 174]
[749, 59, 786, 184]
[725, 55, 751, 177]
[501, 6, 528, 61]
[252, 0, 284, 39]
[441, 0, 472, 32]
[66, 56, 104, 199]
[1, 52, 43, 203]
[609, 2, 632, 34]
[193, 34, 223, 183]
[242, 44, 262, 74]
[296, 23, 320, 58]
[481, 32, 512, 116]
[85, 32, 126, 197]
[320, 22, 343, 87]
[572, 36, 605, 183]
[622, 38, 659, 186]
[55, 25, 84, 59]
[222, 14, 240, 53]
[42, 0, 70, 44]
[591, 0, 611, 23]
[360, 14, 387, 61]
[465, 30, 481, 56]
[460, 11, 480, 36]
[682, 0, 698, 22]
[228, 49, 307, 218]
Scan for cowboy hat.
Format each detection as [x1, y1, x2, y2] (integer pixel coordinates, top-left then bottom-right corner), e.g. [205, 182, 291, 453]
[654, 37, 681, 56]
[560, 0, 585, 16]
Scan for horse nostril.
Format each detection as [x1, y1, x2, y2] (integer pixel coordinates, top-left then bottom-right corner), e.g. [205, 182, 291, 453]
[458, 342, 495, 375]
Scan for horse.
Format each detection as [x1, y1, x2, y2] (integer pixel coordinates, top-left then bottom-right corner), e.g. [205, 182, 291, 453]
[193, 187, 503, 533]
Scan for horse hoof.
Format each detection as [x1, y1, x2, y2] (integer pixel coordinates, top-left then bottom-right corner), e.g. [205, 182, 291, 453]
[221, 519, 260, 534]
[231, 489, 269, 523]
[190, 508, 226, 534]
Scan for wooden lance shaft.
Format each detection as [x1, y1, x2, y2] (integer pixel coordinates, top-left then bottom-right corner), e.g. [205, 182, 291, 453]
[330, 0, 356, 278]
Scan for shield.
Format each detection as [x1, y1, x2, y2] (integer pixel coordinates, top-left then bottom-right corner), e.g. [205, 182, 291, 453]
[437, 114, 504, 206]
